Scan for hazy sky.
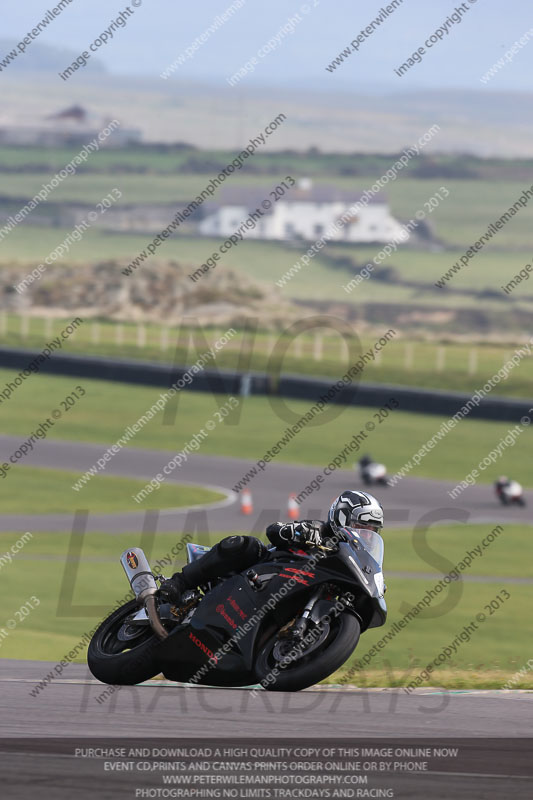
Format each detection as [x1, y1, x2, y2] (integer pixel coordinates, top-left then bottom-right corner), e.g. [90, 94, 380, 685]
[3, 0, 533, 92]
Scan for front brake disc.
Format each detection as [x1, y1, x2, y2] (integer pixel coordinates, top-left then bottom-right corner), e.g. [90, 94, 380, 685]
[272, 622, 330, 665]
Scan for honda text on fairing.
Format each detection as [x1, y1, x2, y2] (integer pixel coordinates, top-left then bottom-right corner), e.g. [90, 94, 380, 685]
[87, 530, 387, 692]
[358, 455, 389, 487]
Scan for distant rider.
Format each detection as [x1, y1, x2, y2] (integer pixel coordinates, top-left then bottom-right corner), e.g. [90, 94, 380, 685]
[495, 475, 511, 495]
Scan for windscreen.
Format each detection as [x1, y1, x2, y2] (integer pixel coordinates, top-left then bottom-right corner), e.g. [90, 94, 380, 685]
[343, 527, 384, 567]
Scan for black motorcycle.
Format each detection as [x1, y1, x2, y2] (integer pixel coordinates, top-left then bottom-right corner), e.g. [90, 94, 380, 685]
[88, 530, 387, 692]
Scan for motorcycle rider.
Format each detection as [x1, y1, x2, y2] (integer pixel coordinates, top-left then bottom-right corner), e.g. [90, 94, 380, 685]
[495, 475, 525, 506]
[160, 490, 384, 604]
[495, 475, 511, 494]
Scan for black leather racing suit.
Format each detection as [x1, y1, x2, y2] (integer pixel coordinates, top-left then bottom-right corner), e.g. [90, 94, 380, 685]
[166, 520, 332, 595]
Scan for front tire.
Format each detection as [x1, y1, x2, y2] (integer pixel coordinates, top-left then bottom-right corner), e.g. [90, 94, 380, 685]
[255, 612, 360, 692]
[88, 600, 161, 685]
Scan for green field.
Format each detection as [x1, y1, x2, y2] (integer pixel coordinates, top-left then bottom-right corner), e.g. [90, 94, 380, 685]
[2, 146, 533, 347]
[1, 370, 531, 487]
[3, 146, 530, 180]
[334, 524, 533, 688]
[0, 466, 224, 513]
[2, 310, 533, 397]
[1, 227, 531, 343]
[1, 524, 530, 688]
[2, 156, 533, 251]
[2, 224, 532, 298]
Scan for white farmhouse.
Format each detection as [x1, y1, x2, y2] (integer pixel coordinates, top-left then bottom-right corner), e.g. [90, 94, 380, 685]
[198, 180, 407, 244]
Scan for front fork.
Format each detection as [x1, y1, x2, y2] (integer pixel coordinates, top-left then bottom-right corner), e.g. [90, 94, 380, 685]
[290, 588, 324, 639]
[288, 585, 355, 641]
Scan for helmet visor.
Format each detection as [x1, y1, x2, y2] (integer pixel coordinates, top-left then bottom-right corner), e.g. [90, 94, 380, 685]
[336, 506, 382, 531]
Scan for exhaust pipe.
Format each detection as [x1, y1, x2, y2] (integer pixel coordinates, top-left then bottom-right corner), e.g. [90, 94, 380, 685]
[120, 548, 168, 640]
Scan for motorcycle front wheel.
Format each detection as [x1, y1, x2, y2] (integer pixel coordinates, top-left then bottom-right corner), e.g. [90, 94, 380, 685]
[88, 599, 161, 685]
[255, 611, 360, 692]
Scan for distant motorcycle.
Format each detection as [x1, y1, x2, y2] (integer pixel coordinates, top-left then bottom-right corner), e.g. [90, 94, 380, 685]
[87, 530, 387, 692]
[495, 478, 525, 507]
[359, 456, 388, 487]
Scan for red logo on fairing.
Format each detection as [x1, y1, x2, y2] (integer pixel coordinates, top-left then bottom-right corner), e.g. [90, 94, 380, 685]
[189, 632, 217, 663]
[216, 604, 238, 629]
[279, 567, 316, 585]
[227, 595, 247, 620]
[126, 551, 139, 569]
[284, 568, 316, 578]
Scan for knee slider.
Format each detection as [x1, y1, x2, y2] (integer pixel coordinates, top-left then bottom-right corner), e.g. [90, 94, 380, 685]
[219, 535, 247, 554]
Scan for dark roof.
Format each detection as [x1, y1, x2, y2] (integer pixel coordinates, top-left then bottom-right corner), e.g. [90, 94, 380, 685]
[46, 105, 89, 122]
[213, 183, 386, 207]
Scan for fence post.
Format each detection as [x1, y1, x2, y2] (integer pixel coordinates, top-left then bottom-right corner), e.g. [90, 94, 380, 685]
[20, 315, 29, 338]
[436, 346, 445, 372]
[137, 324, 146, 348]
[0, 313, 6, 335]
[91, 322, 100, 344]
[404, 343, 413, 370]
[115, 324, 123, 346]
[160, 326, 169, 351]
[468, 348, 477, 375]
[44, 317, 53, 339]
[313, 334, 323, 361]
[339, 337, 348, 362]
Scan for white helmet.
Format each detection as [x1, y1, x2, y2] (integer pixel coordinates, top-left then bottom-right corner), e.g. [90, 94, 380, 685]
[328, 490, 384, 533]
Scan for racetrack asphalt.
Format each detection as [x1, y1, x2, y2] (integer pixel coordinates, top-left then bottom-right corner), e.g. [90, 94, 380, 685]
[0, 434, 529, 535]
[2, 661, 532, 799]
[3, 659, 532, 738]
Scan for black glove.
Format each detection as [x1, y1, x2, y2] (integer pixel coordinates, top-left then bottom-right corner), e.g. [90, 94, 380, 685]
[278, 521, 323, 547]
[158, 574, 186, 605]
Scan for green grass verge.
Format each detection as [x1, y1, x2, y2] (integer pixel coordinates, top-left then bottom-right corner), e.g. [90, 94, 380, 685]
[1, 369, 531, 486]
[0, 531, 199, 663]
[334, 580, 532, 689]
[0, 465, 224, 514]
[1, 525, 530, 689]
[382, 523, 530, 579]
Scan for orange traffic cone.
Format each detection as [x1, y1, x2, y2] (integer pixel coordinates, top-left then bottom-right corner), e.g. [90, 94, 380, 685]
[241, 489, 253, 515]
[288, 493, 299, 520]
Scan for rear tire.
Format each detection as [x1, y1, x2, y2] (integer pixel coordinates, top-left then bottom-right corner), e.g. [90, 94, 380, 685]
[255, 612, 360, 692]
[88, 600, 161, 685]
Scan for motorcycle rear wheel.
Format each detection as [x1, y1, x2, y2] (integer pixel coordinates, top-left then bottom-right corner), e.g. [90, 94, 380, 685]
[255, 611, 360, 692]
[88, 600, 161, 685]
